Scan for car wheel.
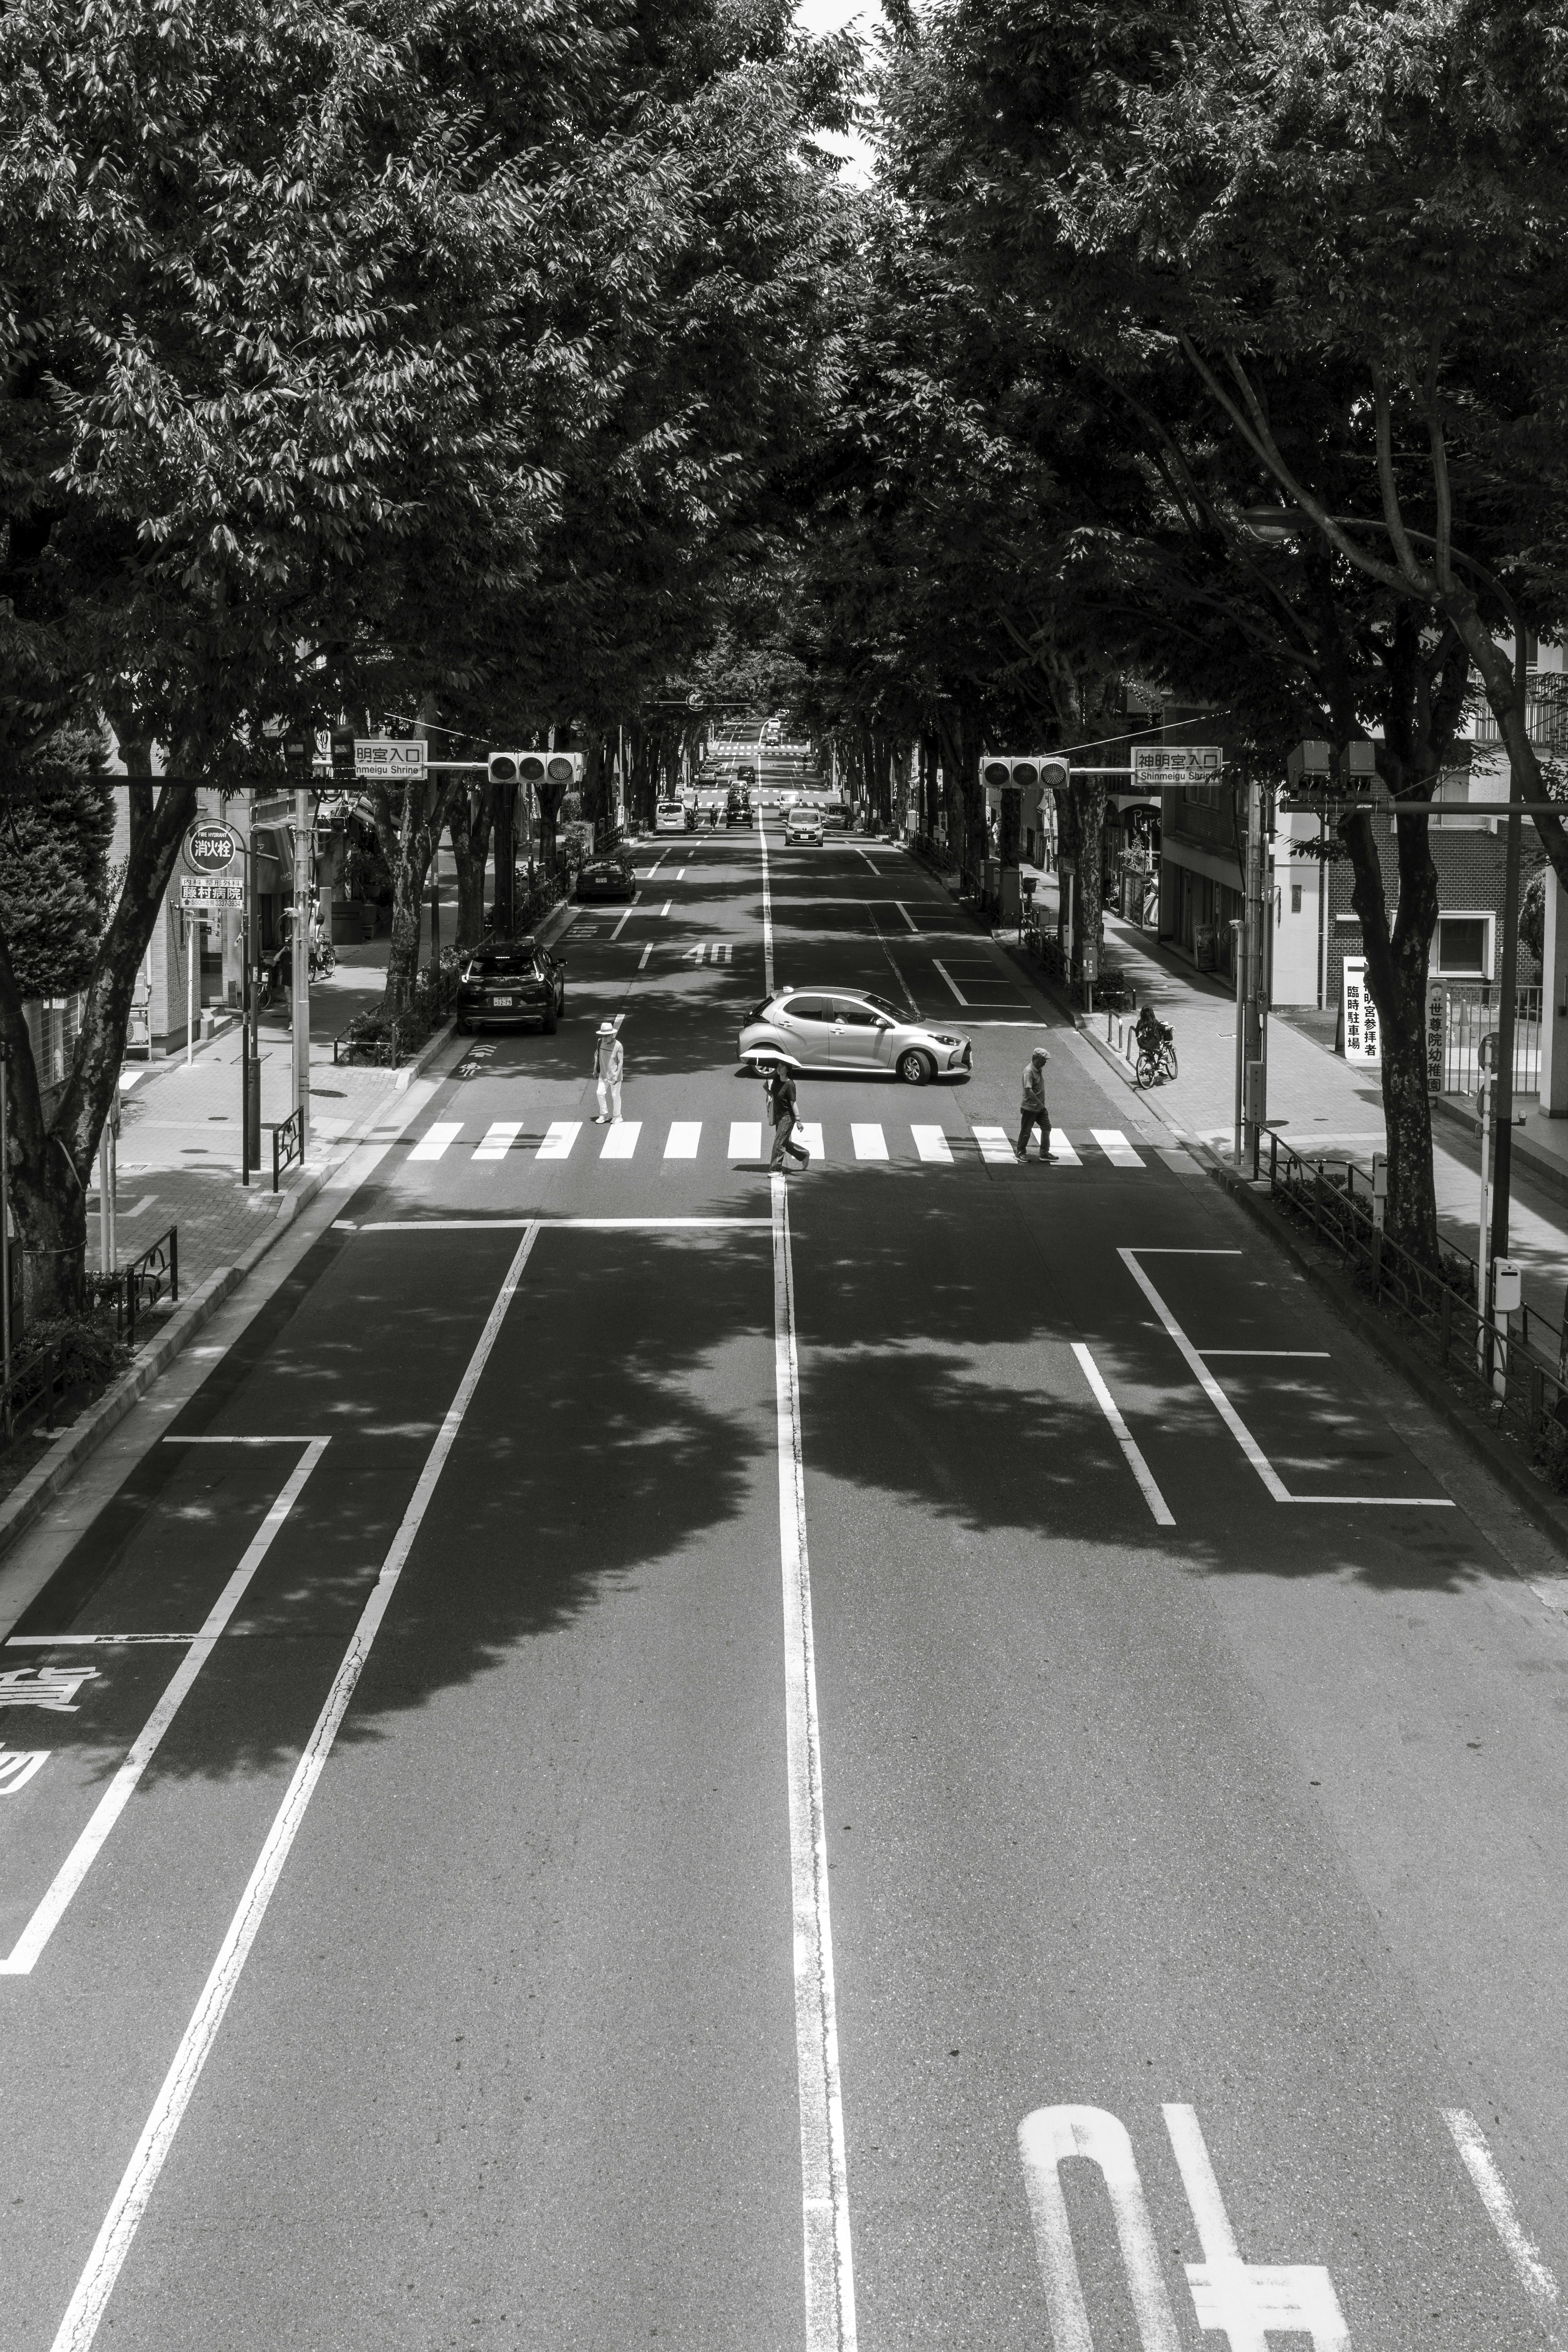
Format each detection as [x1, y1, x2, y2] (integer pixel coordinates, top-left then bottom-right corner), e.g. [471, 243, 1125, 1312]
[456, 1017, 472, 1036]
[898, 1049, 933, 1086]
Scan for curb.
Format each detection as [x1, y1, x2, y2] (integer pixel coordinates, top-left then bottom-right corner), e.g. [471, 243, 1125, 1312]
[394, 1017, 457, 1093]
[1193, 1143, 1568, 1553]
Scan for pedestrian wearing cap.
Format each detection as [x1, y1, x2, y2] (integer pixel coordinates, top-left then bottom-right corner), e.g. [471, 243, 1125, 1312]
[592, 1022, 624, 1123]
[1017, 1046, 1052, 1163]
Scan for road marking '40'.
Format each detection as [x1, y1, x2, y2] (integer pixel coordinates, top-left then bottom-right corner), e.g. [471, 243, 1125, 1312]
[678, 942, 732, 964]
[1018, 2104, 1351, 2350]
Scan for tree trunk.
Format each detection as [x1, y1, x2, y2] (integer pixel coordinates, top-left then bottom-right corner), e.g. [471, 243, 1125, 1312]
[375, 778, 454, 1017]
[536, 779, 566, 876]
[1341, 799, 1442, 1270]
[448, 783, 494, 951]
[0, 777, 196, 1317]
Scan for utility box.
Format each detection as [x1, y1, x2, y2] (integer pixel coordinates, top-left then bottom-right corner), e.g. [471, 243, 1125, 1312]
[1493, 1259, 1523, 1316]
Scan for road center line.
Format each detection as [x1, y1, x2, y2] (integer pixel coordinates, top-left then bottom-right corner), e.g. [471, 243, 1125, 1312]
[1071, 1344, 1174, 1526]
[610, 895, 641, 938]
[1443, 2109, 1563, 2344]
[862, 902, 921, 1016]
[0, 1439, 330, 1979]
[931, 959, 968, 1006]
[771, 1174, 858, 2352]
[49, 1229, 539, 2352]
[758, 807, 774, 994]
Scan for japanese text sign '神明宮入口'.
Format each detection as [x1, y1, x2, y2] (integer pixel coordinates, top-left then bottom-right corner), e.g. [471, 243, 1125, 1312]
[355, 739, 427, 782]
[1131, 745, 1224, 789]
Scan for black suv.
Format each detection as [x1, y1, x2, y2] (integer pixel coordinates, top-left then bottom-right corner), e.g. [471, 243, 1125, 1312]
[456, 938, 566, 1033]
[725, 784, 751, 825]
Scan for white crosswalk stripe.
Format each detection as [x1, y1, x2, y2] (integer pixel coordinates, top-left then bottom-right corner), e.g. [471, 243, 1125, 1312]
[410, 1121, 462, 1162]
[1091, 1127, 1145, 1167]
[472, 1121, 521, 1161]
[405, 1117, 1169, 1171]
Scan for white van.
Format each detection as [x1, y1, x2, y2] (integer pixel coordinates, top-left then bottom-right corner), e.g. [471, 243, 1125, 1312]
[655, 799, 690, 834]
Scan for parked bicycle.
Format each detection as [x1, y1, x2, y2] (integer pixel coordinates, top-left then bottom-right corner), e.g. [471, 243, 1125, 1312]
[1133, 1010, 1178, 1088]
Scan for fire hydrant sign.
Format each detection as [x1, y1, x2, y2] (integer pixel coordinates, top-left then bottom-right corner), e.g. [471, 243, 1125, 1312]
[179, 819, 244, 908]
[1343, 956, 1381, 1063]
[354, 739, 427, 781]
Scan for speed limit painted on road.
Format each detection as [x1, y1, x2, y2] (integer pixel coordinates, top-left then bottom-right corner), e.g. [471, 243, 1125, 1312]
[182, 820, 241, 876]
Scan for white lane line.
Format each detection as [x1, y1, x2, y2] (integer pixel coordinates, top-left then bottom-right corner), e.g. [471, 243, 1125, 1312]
[972, 1125, 1015, 1164]
[472, 1121, 521, 1162]
[350, 1216, 773, 1230]
[931, 960, 968, 1006]
[537, 1120, 581, 1161]
[759, 808, 774, 995]
[166, 1434, 322, 1444]
[1120, 1248, 1452, 1507]
[639, 943, 652, 969]
[1091, 1128, 1145, 1168]
[1071, 1345, 1174, 1526]
[772, 1175, 858, 2352]
[1049, 1134, 1082, 1167]
[851, 1125, 887, 1162]
[911, 1126, 952, 1164]
[893, 901, 918, 933]
[862, 902, 922, 1016]
[1202, 1350, 1330, 1358]
[730, 1122, 763, 1159]
[49, 1234, 539, 2352]
[600, 1121, 641, 1160]
[1443, 2109, 1563, 2345]
[611, 895, 641, 938]
[646, 852, 668, 876]
[795, 1122, 824, 1161]
[7, 1634, 198, 1647]
[664, 1122, 702, 1160]
[660, 900, 672, 917]
[1, 1441, 329, 1980]
[409, 1121, 462, 1162]
[851, 846, 878, 873]
[674, 868, 686, 881]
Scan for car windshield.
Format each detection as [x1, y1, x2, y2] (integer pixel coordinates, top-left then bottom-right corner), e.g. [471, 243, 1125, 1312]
[465, 946, 538, 978]
[863, 992, 902, 1020]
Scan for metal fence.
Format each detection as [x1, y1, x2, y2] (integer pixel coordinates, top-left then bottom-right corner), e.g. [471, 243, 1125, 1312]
[86, 1226, 179, 1348]
[1431, 982, 1541, 1096]
[1263, 1131, 1568, 1480]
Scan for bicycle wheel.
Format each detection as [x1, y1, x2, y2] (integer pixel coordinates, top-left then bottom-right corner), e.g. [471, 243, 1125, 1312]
[1134, 1050, 1154, 1090]
[1160, 1042, 1178, 1082]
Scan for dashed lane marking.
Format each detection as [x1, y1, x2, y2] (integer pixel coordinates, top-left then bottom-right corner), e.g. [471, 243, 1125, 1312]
[472, 1121, 521, 1162]
[851, 1124, 888, 1161]
[973, 1125, 1016, 1165]
[1072, 1343, 1174, 1526]
[1091, 1128, 1145, 1167]
[664, 1122, 702, 1160]
[730, 1122, 763, 1159]
[911, 1125, 952, 1164]
[600, 1121, 641, 1160]
[1049, 1134, 1081, 1167]
[537, 1120, 580, 1161]
[1443, 2109, 1563, 2345]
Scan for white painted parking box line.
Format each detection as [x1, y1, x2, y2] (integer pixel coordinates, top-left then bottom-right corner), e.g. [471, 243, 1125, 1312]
[1072, 1345, 1174, 1526]
[772, 1174, 858, 2352]
[1120, 1248, 1452, 1508]
[47, 1231, 541, 2352]
[931, 959, 969, 1006]
[1, 1439, 330, 1979]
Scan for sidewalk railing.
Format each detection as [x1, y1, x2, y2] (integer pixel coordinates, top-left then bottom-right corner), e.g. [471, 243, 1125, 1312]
[1260, 1130, 1568, 1477]
[1434, 982, 1541, 1096]
[0, 1341, 78, 1443]
[86, 1225, 179, 1348]
[270, 1105, 304, 1192]
[334, 1018, 403, 1068]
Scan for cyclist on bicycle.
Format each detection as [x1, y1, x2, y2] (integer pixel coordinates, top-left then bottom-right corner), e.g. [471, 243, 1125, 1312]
[1136, 1003, 1167, 1054]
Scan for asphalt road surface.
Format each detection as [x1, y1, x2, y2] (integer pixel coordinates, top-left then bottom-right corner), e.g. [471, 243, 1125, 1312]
[3, 818, 1568, 2350]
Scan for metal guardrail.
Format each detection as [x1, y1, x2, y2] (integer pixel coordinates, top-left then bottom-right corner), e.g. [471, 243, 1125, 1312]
[87, 1225, 179, 1348]
[0, 1342, 76, 1442]
[1433, 982, 1541, 1096]
[334, 1019, 402, 1068]
[1262, 1130, 1568, 1472]
[270, 1105, 305, 1192]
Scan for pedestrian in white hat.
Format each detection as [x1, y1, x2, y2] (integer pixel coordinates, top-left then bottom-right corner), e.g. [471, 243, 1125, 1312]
[592, 1021, 624, 1123]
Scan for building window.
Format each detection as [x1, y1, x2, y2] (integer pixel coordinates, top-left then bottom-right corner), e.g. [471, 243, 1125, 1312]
[1436, 915, 1492, 978]
[1290, 883, 1302, 913]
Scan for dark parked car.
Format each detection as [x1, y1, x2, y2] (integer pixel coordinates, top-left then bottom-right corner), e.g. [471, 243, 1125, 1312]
[575, 853, 636, 903]
[725, 784, 751, 825]
[456, 938, 566, 1033]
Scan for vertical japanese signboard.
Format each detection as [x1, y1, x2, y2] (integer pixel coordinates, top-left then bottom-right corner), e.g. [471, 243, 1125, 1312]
[1342, 957, 1381, 1063]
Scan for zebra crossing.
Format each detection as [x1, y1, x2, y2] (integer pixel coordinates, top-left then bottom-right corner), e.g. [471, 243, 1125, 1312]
[400, 1117, 1196, 1172]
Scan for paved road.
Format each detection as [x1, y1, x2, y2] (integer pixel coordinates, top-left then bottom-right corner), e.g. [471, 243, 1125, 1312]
[2, 819, 1566, 2349]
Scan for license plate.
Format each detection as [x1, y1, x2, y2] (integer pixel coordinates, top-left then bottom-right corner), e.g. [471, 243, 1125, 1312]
[490, 995, 514, 1007]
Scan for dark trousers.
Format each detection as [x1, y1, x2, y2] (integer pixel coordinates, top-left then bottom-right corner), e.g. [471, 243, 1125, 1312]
[1016, 1106, 1051, 1159]
[770, 1110, 810, 1169]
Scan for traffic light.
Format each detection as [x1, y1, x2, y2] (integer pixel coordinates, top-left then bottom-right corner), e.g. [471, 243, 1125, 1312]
[981, 754, 1069, 791]
[488, 752, 586, 789]
[282, 733, 313, 785]
[330, 723, 356, 782]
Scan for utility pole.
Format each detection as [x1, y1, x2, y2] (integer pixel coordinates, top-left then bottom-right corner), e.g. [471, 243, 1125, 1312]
[1488, 634, 1530, 1281]
[1241, 771, 1269, 1176]
[293, 786, 310, 1152]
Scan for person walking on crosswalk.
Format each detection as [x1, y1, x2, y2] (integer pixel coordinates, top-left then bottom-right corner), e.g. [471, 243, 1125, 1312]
[766, 1061, 811, 1172]
[1016, 1046, 1052, 1163]
[592, 1022, 624, 1123]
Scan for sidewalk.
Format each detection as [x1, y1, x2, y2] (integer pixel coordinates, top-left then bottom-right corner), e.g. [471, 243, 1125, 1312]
[1033, 876, 1568, 1327]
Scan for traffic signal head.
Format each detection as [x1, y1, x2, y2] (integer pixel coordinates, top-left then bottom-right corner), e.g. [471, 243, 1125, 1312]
[982, 753, 1068, 791]
[329, 723, 356, 780]
[489, 751, 585, 788]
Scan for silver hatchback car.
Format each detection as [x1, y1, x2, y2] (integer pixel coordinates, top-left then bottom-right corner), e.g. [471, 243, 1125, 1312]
[738, 987, 973, 1086]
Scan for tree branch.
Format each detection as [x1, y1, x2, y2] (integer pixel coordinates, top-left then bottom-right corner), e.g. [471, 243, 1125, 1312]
[1368, 363, 1431, 589]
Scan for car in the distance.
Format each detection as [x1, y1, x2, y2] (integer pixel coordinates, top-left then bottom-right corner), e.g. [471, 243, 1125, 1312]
[783, 805, 824, 845]
[738, 987, 972, 1086]
[575, 852, 636, 902]
[655, 798, 693, 834]
[456, 938, 566, 1033]
[726, 784, 751, 825]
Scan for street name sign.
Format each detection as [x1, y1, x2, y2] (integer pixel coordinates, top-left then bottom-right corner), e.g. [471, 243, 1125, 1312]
[1131, 746, 1223, 788]
[354, 739, 428, 782]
